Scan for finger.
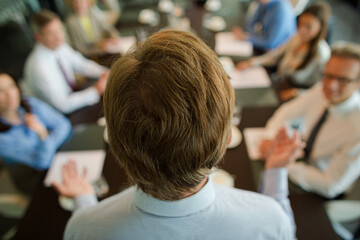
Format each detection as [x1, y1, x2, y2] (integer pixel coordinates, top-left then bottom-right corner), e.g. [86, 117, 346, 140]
[82, 167, 88, 180]
[62, 164, 71, 184]
[67, 160, 78, 178]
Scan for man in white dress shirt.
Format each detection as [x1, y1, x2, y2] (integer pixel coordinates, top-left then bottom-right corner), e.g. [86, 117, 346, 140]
[53, 30, 304, 240]
[260, 42, 360, 199]
[23, 10, 109, 114]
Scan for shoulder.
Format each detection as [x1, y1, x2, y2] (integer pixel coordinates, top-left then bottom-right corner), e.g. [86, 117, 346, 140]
[25, 96, 50, 109]
[212, 185, 291, 237]
[25, 46, 42, 66]
[65, 187, 135, 239]
[68, 187, 135, 225]
[214, 184, 288, 219]
[269, 0, 293, 11]
[66, 14, 78, 24]
[317, 40, 331, 59]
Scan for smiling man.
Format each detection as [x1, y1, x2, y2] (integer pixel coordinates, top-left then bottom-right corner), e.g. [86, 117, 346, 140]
[260, 42, 360, 198]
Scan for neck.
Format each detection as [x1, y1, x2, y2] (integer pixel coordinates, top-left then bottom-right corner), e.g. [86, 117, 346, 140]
[181, 176, 208, 199]
[1, 109, 20, 124]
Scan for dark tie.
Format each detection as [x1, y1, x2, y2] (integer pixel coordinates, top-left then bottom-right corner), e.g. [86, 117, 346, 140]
[56, 58, 75, 91]
[304, 108, 329, 160]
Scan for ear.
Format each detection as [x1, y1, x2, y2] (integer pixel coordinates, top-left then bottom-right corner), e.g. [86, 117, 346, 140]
[227, 130, 232, 146]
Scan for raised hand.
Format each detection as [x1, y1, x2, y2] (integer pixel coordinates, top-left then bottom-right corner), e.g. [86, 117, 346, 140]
[265, 127, 305, 169]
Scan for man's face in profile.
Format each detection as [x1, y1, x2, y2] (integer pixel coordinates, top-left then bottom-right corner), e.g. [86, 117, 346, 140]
[36, 19, 65, 50]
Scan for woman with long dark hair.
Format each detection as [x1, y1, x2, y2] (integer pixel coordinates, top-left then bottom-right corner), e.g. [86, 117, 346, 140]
[237, 2, 331, 101]
[0, 72, 71, 194]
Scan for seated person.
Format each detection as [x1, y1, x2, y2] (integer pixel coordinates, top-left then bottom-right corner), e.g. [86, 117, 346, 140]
[0, 72, 71, 194]
[232, 0, 296, 53]
[23, 10, 109, 114]
[66, 0, 121, 57]
[237, 3, 331, 101]
[259, 42, 360, 199]
[53, 30, 304, 239]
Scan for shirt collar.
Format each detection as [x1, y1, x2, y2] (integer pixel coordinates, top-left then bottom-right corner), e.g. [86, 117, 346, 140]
[329, 91, 360, 116]
[36, 43, 64, 57]
[133, 178, 215, 217]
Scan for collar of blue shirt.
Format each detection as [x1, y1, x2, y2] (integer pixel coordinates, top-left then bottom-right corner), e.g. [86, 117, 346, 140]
[133, 178, 216, 217]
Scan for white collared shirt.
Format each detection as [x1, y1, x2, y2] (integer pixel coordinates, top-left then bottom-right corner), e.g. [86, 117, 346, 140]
[65, 170, 294, 240]
[23, 43, 107, 113]
[265, 83, 360, 198]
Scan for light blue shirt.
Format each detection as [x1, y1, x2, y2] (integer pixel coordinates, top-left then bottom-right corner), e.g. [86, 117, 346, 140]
[246, 0, 296, 50]
[65, 169, 295, 239]
[0, 97, 72, 169]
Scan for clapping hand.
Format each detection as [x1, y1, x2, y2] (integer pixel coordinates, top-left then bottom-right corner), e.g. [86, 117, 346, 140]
[265, 127, 305, 169]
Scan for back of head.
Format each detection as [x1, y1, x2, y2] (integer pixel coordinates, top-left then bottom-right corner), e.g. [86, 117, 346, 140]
[30, 10, 59, 34]
[104, 30, 234, 201]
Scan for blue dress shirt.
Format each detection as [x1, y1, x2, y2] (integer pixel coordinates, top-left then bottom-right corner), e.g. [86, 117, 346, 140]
[246, 0, 296, 50]
[0, 97, 72, 169]
[65, 169, 295, 239]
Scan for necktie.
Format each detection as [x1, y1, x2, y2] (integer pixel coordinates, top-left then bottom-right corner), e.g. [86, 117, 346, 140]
[304, 108, 329, 160]
[56, 57, 75, 91]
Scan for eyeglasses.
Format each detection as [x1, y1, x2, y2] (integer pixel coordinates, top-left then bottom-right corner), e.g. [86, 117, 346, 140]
[322, 73, 356, 85]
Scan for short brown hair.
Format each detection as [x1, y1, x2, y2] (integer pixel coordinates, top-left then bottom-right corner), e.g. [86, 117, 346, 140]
[331, 41, 360, 61]
[30, 10, 60, 34]
[104, 30, 234, 201]
[331, 41, 360, 80]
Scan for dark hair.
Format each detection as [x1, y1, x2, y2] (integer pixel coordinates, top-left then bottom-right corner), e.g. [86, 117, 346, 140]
[297, 2, 331, 70]
[30, 10, 60, 34]
[0, 72, 32, 132]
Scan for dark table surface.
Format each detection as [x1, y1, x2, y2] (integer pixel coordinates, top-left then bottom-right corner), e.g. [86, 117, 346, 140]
[13, 2, 338, 239]
[13, 106, 339, 240]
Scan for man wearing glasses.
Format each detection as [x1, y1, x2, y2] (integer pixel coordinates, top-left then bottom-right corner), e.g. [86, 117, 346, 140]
[260, 42, 360, 199]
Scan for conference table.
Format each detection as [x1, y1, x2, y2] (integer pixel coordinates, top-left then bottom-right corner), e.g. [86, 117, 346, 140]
[13, 106, 339, 240]
[12, 1, 339, 239]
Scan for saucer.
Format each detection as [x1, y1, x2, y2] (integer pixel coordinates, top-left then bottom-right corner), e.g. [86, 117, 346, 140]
[103, 127, 109, 144]
[203, 16, 226, 32]
[205, 0, 222, 12]
[59, 195, 75, 212]
[138, 9, 159, 26]
[158, 0, 174, 13]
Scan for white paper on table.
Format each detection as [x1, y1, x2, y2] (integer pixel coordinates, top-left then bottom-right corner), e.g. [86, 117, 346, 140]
[215, 32, 253, 57]
[243, 128, 267, 160]
[44, 150, 106, 187]
[106, 36, 137, 54]
[229, 67, 271, 89]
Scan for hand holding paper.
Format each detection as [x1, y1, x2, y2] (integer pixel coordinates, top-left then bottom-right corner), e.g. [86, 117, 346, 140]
[53, 160, 95, 198]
